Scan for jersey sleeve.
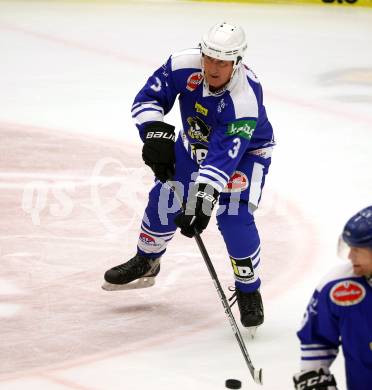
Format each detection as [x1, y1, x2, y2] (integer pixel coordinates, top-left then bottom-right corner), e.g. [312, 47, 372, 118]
[297, 286, 340, 371]
[131, 56, 179, 140]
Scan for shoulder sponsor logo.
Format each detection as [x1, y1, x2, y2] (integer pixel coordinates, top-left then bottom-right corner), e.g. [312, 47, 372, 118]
[186, 72, 203, 92]
[195, 102, 208, 116]
[330, 280, 366, 306]
[226, 120, 257, 140]
[223, 171, 248, 193]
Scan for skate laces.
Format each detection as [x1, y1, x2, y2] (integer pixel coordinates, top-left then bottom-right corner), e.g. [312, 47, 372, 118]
[229, 287, 262, 313]
[228, 286, 238, 308]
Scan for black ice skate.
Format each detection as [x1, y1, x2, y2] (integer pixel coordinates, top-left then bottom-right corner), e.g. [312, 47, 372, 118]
[229, 288, 264, 338]
[102, 254, 160, 291]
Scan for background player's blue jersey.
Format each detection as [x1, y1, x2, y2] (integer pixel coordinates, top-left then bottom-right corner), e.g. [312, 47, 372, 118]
[131, 48, 275, 193]
[297, 263, 372, 390]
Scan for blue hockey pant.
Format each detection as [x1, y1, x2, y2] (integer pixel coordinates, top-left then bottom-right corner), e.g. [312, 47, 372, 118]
[136, 139, 271, 293]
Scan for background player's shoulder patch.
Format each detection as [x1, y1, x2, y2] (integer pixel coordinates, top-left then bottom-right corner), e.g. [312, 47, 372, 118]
[329, 280, 366, 306]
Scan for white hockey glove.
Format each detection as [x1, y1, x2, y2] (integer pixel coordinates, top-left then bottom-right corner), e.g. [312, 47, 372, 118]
[293, 368, 338, 390]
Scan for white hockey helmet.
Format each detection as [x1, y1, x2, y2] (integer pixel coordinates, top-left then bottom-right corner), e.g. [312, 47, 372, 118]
[200, 22, 247, 66]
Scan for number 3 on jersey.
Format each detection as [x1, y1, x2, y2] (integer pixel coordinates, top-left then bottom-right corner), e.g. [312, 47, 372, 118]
[228, 137, 241, 159]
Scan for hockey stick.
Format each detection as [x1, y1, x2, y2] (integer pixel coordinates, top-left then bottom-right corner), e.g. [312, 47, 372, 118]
[167, 181, 263, 385]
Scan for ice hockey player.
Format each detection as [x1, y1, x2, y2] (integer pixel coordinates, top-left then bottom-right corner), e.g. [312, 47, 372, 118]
[103, 22, 275, 331]
[293, 205, 372, 390]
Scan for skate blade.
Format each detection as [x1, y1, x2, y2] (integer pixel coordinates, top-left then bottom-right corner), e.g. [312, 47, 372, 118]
[102, 276, 156, 291]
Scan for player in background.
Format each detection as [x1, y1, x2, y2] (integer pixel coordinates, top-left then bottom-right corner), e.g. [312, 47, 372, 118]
[102, 22, 275, 331]
[293, 206, 372, 390]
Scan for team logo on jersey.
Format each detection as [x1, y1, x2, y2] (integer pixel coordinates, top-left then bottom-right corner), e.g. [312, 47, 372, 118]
[195, 102, 208, 116]
[223, 171, 248, 193]
[187, 116, 211, 143]
[186, 72, 203, 91]
[190, 143, 208, 164]
[230, 256, 254, 282]
[330, 280, 366, 306]
[226, 120, 257, 140]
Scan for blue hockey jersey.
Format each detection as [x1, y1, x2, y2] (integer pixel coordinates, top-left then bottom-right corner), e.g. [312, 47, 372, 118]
[297, 263, 372, 390]
[131, 48, 275, 193]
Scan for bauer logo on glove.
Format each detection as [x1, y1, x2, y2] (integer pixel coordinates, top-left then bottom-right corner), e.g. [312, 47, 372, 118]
[195, 190, 218, 206]
[145, 131, 176, 141]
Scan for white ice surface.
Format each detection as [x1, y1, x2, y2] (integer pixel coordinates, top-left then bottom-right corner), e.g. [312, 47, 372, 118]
[1, 1, 372, 389]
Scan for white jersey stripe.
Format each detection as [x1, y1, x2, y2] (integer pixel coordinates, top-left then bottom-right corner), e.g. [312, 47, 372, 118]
[198, 169, 228, 187]
[131, 100, 158, 110]
[301, 349, 338, 358]
[200, 164, 230, 181]
[133, 110, 163, 125]
[132, 103, 164, 116]
[231, 246, 261, 261]
[141, 224, 176, 237]
[301, 344, 333, 350]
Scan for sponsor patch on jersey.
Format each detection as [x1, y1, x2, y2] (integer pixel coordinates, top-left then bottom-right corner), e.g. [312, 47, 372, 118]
[226, 120, 257, 140]
[230, 256, 254, 282]
[223, 171, 248, 193]
[195, 102, 208, 116]
[330, 280, 366, 306]
[186, 72, 203, 92]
